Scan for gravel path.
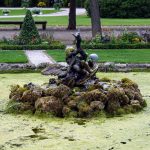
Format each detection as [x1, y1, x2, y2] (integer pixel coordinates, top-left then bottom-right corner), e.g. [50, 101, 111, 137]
[0, 8, 86, 18]
[25, 50, 55, 66]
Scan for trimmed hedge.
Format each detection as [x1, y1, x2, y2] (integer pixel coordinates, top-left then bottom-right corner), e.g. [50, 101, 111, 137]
[1, 43, 149, 50]
[0, 44, 65, 50]
[82, 43, 150, 49]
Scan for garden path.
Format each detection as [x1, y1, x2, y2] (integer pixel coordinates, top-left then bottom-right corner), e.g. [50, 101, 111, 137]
[0, 8, 86, 18]
[25, 50, 55, 66]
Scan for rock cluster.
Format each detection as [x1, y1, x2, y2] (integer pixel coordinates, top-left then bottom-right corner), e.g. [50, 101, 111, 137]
[8, 77, 146, 118]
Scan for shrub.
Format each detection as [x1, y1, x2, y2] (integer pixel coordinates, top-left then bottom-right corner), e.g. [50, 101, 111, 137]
[84, 32, 145, 46]
[37, 1, 46, 7]
[31, 7, 41, 14]
[0, 44, 65, 50]
[53, 3, 61, 10]
[18, 10, 41, 45]
[84, 0, 150, 18]
[21, 0, 30, 7]
[81, 43, 150, 49]
[120, 32, 143, 44]
[2, 9, 10, 15]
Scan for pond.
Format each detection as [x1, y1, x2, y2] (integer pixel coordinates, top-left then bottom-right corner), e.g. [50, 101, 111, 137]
[0, 72, 149, 150]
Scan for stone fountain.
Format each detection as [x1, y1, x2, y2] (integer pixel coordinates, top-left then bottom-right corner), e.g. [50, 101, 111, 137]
[7, 33, 147, 118]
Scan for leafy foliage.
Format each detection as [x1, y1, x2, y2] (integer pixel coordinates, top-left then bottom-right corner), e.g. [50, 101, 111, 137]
[18, 10, 41, 45]
[84, 32, 146, 45]
[85, 0, 150, 18]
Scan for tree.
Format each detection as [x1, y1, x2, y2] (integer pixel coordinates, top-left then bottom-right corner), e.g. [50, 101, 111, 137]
[89, 0, 102, 37]
[67, 0, 76, 30]
[19, 10, 41, 45]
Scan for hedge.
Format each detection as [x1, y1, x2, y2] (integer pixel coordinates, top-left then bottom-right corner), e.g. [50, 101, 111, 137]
[1, 43, 149, 50]
[0, 44, 65, 50]
[82, 43, 150, 49]
[85, 0, 150, 18]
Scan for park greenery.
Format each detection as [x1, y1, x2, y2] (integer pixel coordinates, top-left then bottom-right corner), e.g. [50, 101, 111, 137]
[85, 0, 150, 18]
[0, 49, 150, 64]
[0, 50, 28, 63]
[46, 49, 150, 63]
[82, 32, 150, 47]
[18, 10, 41, 45]
[0, 16, 150, 26]
[0, 1, 149, 150]
[0, 8, 59, 16]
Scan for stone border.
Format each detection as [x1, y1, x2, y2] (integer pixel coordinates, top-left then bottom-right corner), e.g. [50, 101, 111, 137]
[0, 26, 150, 31]
[99, 63, 150, 72]
[0, 62, 150, 72]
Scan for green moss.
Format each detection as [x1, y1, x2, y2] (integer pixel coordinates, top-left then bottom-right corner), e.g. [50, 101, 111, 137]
[77, 101, 91, 117]
[34, 110, 54, 118]
[116, 108, 126, 116]
[68, 111, 78, 118]
[5, 100, 33, 115]
[121, 78, 138, 88]
[87, 84, 102, 91]
[100, 77, 111, 82]
[5, 100, 22, 114]
[141, 100, 147, 108]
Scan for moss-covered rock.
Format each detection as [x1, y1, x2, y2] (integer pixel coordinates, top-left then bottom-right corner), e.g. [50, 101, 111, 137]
[44, 84, 71, 99]
[121, 78, 138, 89]
[106, 88, 130, 114]
[77, 101, 92, 117]
[7, 77, 146, 118]
[9, 85, 27, 101]
[90, 101, 105, 111]
[35, 96, 63, 117]
[81, 89, 107, 104]
[21, 90, 42, 104]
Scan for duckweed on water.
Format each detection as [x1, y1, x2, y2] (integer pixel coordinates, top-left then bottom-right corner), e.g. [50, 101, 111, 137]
[6, 75, 147, 118]
[0, 73, 150, 150]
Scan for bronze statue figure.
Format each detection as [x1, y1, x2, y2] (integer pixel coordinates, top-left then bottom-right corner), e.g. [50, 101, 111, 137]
[58, 32, 99, 87]
[42, 33, 99, 88]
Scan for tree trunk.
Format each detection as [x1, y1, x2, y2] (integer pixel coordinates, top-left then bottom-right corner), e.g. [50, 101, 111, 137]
[67, 0, 76, 30]
[89, 0, 102, 37]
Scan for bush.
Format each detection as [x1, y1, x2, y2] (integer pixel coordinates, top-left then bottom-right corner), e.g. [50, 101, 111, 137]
[53, 3, 61, 10]
[85, 32, 146, 45]
[37, 1, 46, 7]
[21, 0, 30, 7]
[2, 9, 10, 15]
[18, 10, 41, 45]
[0, 44, 65, 50]
[84, 0, 150, 18]
[31, 7, 41, 14]
[81, 43, 150, 49]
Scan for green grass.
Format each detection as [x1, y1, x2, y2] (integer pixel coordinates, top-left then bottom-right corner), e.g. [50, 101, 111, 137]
[0, 9, 59, 16]
[0, 15, 150, 26]
[47, 49, 150, 63]
[0, 50, 28, 63]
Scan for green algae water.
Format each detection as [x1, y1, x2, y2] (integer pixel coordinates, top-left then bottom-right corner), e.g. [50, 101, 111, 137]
[0, 72, 150, 150]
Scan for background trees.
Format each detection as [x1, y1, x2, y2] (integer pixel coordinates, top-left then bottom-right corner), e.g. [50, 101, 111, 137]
[85, 0, 150, 18]
[67, 0, 76, 30]
[89, 0, 102, 37]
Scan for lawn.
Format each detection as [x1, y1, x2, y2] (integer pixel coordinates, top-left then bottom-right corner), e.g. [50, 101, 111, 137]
[0, 9, 59, 16]
[0, 50, 28, 63]
[0, 15, 150, 26]
[47, 49, 150, 63]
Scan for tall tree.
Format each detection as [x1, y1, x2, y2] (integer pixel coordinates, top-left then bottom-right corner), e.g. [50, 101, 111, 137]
[89, 0, 102, 37]
[67, 0, 76, 30]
